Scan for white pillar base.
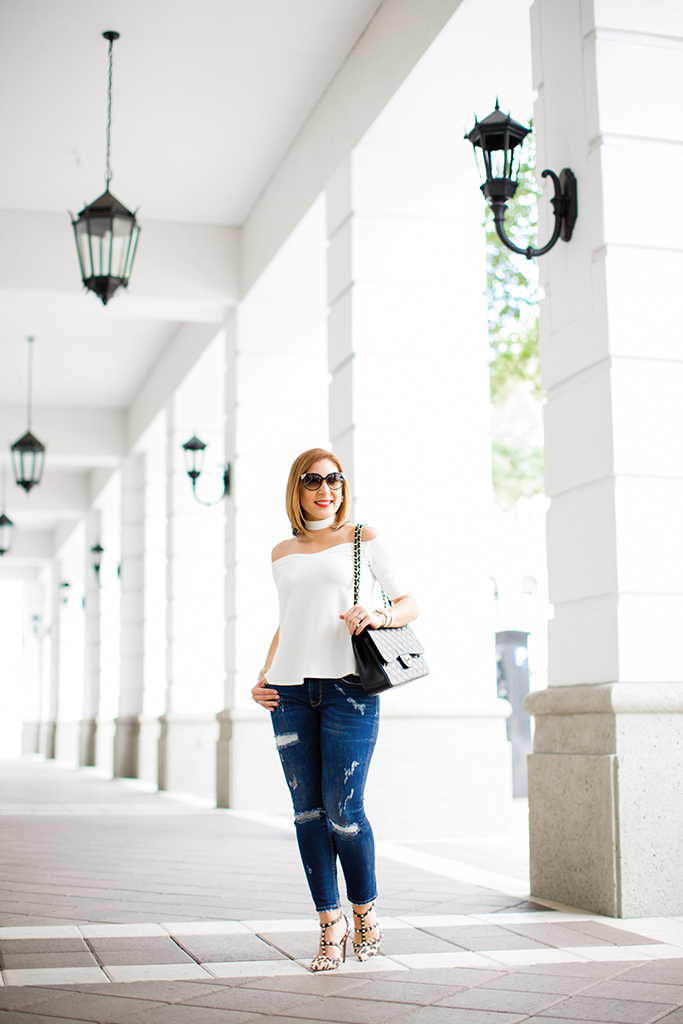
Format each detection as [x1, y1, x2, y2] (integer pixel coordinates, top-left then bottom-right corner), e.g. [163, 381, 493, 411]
[159, 714, 220, 800]
[113, 716, 140, 778]
[54, 720, 80, 765]
[216, 710, 290, 810]
[527, 684, 683, 917]
[138, 715, 162, 788]
[78, 718, 97, 767]
[21, 722, 41, 756]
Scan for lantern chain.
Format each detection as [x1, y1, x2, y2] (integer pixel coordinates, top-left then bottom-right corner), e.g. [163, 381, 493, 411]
[26, 336, 34, 432]
[105, 33, 115, 186]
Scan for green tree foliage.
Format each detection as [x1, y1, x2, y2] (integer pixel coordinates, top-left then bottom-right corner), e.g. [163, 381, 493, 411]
[486, 137, 544, 508]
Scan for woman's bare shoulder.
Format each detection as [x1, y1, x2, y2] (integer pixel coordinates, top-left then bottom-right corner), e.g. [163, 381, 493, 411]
[360, 524, 380, 541]
[272, 538, 299, 561]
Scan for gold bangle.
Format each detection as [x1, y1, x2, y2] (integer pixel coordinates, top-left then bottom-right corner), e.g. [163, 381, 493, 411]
[374, 609, 388, 627]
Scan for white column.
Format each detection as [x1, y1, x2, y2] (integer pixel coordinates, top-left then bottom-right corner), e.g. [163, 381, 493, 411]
[526, 0, 683, 916]
[21, 580, 45, 754]
[160, 332, 225, 799]
[54, 522, 85, 764]
[41, 562, 60, 758]
[79, 510, 101, 766]
[113, 455, 145, 777]
[325, 144, 511, 839]
[217, 198, 329, 808]
[94, 470, 121, 774]
[138, 411, 169, 786]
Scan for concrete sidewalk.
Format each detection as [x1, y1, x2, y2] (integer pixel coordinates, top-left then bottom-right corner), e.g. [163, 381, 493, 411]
[1, 758, 682, 1023]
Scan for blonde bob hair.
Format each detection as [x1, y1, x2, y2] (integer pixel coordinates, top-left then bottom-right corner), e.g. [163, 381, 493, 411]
[286, 448, 349, 539]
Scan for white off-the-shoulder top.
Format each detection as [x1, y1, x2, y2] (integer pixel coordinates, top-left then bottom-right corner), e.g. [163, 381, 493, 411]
[266, 536, 409, 686]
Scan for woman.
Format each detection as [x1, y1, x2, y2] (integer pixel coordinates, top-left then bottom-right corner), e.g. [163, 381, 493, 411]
[251, 448, 419, 972]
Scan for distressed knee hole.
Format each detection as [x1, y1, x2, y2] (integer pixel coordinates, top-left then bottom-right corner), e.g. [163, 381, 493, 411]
[330, 819, 360, 837]
[275, 732, 298, 749]
[294, 807, 325, 825]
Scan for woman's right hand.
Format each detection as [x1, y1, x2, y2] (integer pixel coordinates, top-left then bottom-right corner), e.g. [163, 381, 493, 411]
[252, 672, 280, 711]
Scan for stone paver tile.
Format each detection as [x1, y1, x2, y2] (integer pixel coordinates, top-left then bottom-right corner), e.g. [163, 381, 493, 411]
[108, 1006, 260, 1024]
[535, 1019, 635, 1024]
[500, 924, 615, 948]
[619, 963, 683, 986]
[381, 1008, 528, 1024]
[655, 1011, 683, 1024]
[0, 987, 71, 1011]
[388, 967, 508, 987]
[377, 933, 461, 954]
[481, 974, 601, 995]
[104, 964, 212, 983]
[240, 973, 371, 996]
[87, 938, 189, 951]
[335, 980, 464, 1004]
[97, 949, 197, 966]
[535, 994, 677, 1022]
[179, 936, 285, 962]
[46, 981, 231, 1002]
[5, 992, 166, 1021]
[0, 940, 89, 954]
[0, 1015, 95, 1024]
[446, 933, 553, 951]
[179, 986, 320, 1014]
[518, 962, 643, 979]
[437, 986, 566, 1013]
[561, 922, 660, 946]
[267, 995, 417, 1023]
[584, 980, 683, 1004]
[3, 968, 108, 987]
[1, 952, 98, 970]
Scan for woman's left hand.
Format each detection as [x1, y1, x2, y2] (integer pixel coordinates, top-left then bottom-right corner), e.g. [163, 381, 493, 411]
[340, 606, 382, 635]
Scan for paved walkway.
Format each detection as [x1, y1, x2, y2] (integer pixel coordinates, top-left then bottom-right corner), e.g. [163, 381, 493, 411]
[1, 759, 682, 1023]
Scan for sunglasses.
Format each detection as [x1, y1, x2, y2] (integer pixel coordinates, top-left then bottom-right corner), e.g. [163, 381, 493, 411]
[300, 472, 344, 491]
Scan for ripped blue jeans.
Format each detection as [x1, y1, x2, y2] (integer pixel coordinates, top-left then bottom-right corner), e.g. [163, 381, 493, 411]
[270, 676, 380, 912]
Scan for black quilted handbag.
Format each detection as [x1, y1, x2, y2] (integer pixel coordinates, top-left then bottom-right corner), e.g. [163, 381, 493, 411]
[350, 524, 429, 696]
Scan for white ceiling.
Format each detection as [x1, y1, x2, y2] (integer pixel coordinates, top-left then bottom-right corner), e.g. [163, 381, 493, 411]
[0, 0, 383, 225]
[0, 291, 176, 408]
[0, 0, 385, 549]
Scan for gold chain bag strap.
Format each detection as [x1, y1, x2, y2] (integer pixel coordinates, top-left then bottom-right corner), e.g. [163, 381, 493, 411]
[351, 524, 429, 696]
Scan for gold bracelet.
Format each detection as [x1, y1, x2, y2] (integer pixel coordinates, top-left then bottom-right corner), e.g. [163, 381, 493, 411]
[374, 609, 388, 628]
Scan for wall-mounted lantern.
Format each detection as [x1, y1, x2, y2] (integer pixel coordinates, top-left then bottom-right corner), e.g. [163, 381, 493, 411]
[70, 32, 140, 304]
[181, 436, 231, 506]
[31, 614, 50, 640]
[59, 581, 71, 605]
[91, 543, 104, 584]
[0, 468, 16, 555]
[11, 337, 46, 493]
[465, 102, 577, 259]
[0, 513, 16, 556]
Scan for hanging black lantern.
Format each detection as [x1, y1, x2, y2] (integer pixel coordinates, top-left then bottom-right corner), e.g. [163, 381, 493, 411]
[11, 337, 46, 493]
[70, 31, 140, 305]
[0, 513, 16, 556]
[465, 101, 577, 259]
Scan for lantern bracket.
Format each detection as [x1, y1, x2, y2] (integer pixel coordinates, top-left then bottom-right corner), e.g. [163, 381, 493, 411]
[488, 168, 577, 260]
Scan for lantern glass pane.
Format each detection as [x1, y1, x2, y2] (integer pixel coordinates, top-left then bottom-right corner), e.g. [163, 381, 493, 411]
[183, 444, 205, 478]
[0, 517, 15, 553]
[75, 219, 93, 278]
[110, 215, 135, 278]
[88, 216, 114, 277]
[13, 448, 45, 489]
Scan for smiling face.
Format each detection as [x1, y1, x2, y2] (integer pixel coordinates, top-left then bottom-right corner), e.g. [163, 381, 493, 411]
[299, 458, 344, 521]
